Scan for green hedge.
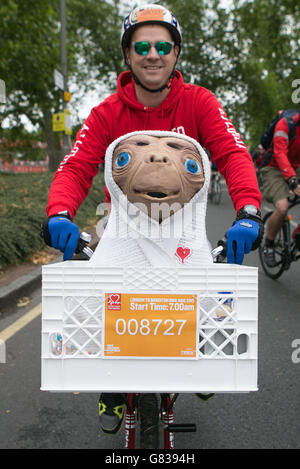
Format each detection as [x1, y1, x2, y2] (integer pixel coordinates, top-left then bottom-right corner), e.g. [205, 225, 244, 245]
[0, 171, 105, 269]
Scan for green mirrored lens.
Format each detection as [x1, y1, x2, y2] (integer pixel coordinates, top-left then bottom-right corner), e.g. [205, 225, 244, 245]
[134, 42, 151, 55]
[155, 41, 172, 55]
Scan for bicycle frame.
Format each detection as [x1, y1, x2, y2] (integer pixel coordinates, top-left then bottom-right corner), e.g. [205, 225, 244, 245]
[124, 394, 136, 449]
[162, 394, 176, 449]
[124, 393, 175, 449]
[282, 216, 293, 268]
[124, 392, 194, 449]
[280, 195, 300, 267]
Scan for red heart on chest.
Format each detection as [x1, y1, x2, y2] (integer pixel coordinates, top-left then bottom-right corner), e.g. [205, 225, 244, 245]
[176, 246, 192, 264]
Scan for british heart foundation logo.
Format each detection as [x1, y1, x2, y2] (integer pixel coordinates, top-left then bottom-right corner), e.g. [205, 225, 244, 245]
[107, 293, 121, 310]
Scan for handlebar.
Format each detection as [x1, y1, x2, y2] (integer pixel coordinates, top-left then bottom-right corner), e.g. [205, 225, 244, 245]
[288, 178, 300, 205]
[211, 245, 225, 261]
[76, 232, 94, 258]
[288, 193, 300, 208]
[76, 233, 227, 263]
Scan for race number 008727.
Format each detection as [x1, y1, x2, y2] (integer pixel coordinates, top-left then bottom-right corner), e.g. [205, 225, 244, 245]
[115, 318, 187, 336]
[104, 292, 198, 358]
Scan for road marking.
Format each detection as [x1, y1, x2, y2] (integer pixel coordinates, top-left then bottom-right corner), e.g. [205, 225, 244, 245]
[0, 303, 41, 342]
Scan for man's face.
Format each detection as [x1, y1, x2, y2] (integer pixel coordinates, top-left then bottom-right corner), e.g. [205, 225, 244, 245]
[112, 135, 205, 221]
[125, 24, 179, 91]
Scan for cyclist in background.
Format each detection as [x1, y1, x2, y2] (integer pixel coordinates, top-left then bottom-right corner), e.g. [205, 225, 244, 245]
[41, 4, 263, 435]
[207, 153, 221, 200]
[260, 109, 300, 267]
[250, 144, 265, 170]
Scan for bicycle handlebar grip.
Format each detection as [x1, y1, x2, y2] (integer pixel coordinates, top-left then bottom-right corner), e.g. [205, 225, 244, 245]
[287, 177, 299, 191]
[210, 238, 227, 262]
[75, 232, 93, 258]
[217, 237, 227, 260]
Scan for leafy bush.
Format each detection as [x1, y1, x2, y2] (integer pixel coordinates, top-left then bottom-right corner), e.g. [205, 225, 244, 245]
[0, 171, 105, 269]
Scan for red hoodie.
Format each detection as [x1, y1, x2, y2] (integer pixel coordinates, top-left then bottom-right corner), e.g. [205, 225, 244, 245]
[269, 113, 300, 179]
[46, 70, 261, 217]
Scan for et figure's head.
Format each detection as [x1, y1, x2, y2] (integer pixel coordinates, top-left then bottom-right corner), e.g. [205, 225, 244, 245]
[111, 133, 207, 222]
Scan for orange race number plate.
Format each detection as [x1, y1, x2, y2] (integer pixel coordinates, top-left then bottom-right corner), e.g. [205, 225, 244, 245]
[103, 292, 198, 359]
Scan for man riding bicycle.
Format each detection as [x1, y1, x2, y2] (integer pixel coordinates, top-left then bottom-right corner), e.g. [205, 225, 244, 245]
[260, 108, 300, 267]
[41, 4, 263, 435]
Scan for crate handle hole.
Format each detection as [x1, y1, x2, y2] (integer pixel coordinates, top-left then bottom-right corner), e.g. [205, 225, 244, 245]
[237, 334, 249, 355]
[50, 332, 63, 356]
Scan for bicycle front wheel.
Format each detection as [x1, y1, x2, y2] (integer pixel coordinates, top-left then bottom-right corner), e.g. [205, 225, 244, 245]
[139, 393, 159, 449]
[259, 211, 288, 279]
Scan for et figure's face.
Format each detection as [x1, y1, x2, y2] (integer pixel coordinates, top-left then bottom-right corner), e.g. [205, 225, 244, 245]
[112, 135, 205, 221]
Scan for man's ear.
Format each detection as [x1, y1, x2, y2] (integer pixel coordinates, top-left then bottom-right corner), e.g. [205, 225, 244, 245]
[174, 45, 180, 61]
[124, 47, 130, 66]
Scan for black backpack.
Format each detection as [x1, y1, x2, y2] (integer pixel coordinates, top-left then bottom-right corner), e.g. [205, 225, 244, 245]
[260, 109, 299, 150]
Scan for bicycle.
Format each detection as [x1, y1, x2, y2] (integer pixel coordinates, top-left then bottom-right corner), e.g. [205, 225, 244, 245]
[259, 194, 300, 279]
[79, 238, 224, 449]
[209, 171, 222, 205]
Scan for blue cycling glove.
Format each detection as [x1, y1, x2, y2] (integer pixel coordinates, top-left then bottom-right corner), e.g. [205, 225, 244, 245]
[41, 213, 80, 261]
[226, 207, 263, 265]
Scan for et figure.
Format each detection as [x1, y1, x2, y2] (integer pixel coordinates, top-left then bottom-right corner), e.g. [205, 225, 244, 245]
[90, 131, 213, 267]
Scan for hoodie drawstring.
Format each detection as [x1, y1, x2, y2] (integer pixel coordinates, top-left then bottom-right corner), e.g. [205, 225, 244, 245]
[143, 106, 149, 130]
[142, 102, 165, 130]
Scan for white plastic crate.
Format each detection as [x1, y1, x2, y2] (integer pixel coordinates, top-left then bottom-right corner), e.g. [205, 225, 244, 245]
[41, 262, 258, 393]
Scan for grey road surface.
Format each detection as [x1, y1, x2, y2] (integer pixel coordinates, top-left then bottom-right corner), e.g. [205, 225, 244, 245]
[1, 186, 300, 449]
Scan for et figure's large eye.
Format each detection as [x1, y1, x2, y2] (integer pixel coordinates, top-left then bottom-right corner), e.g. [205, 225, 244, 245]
[185, 159, 200, 174]
[116, 152, 131, 167]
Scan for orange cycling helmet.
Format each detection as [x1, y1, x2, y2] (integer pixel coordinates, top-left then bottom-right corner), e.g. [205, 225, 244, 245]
[121, 3, 182, 51]
[121, 4, 182, 93]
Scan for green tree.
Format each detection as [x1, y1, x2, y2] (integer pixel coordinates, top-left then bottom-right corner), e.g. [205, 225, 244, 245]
[0, 0, 123, 170]
[166, 0, 233, 93]
[69, 0, 124, 93]
[4, 0, 298, 160]
[230, 0, 300, 146]
[164, 0, 246, 130]
[1, 0, 64, 170]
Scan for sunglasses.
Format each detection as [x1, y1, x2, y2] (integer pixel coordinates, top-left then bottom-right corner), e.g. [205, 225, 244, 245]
[133, 41, 175, 56]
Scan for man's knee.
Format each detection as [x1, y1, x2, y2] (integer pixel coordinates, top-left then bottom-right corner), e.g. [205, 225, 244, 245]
[274, 198, 289, 216]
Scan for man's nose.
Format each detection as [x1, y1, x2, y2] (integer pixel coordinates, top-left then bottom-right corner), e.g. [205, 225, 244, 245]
[147, 45, 160, 59]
